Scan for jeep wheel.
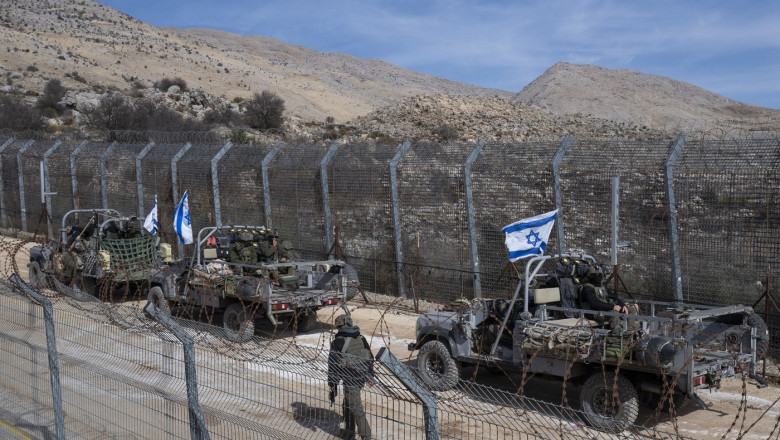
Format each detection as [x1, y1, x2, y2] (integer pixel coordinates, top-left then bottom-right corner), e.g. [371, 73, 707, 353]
[580, 371, 639, 431]
[146, 286, 171, 316]
[28, 261, 48, 289]
[343, 264, 360, 302]
[294, 309, 318, 333]
[417, 340, 460, 391]
[223, 303, 255, 342]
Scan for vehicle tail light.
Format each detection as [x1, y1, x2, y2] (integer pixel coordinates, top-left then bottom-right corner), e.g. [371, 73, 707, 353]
[271, 303, 289, 311]
[693, 375, 707, 387]
[324, 298, 339, 305]
[735, 363, 749, 373]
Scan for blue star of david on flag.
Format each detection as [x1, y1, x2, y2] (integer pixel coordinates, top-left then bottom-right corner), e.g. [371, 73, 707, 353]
[502, 209, 558, 262]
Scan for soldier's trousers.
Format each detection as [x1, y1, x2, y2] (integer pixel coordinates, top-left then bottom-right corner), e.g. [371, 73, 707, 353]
[342, 385, 371, 440]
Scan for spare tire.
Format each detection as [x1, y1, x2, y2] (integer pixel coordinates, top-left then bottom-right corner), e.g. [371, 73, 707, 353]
[715, 312, 770, 356]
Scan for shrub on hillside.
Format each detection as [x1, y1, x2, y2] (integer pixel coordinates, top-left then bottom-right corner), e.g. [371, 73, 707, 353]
[0, 94, 43, 131]
[244, 90, 285, 130]
[204, 106, 243, 127]
[154, 77, 188, 92]
[84, 94, 210, 132]
[36, 79, 67, 115]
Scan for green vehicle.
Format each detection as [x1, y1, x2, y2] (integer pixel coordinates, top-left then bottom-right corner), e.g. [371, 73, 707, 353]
[147, 225, 357, 341]
[28, 209, 159, 298]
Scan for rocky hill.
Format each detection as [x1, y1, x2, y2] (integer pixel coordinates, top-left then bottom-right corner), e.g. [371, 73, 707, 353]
[1, 0, 778, 142]
[0, 0, 509, 124]
[515, 62, 780, 133]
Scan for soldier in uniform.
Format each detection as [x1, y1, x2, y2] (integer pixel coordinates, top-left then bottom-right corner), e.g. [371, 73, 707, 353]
[579, 265, 639, 329]
[260, 230, 294, 280]
[328, 314, 374, 440]
[229, 230, 258, 270]
[258, 230, 289, 264]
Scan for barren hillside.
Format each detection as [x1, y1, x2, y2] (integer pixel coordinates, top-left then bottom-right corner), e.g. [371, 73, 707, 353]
[1, 0, 778, 140]
[0, 0, 510, 123]
[515, 62, 780, 132]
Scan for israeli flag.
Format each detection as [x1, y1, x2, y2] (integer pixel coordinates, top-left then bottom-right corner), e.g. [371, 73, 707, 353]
[143, 196, 158, 234]
[173, 191, 193, 244]
[502, 209, 558, 262]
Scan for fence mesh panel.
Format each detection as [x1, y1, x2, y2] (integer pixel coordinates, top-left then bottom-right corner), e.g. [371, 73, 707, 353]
[217, 143, 272, 227]
[327, 142, 398, 295]
[397, 142, 473, 304]
[0, 135, 778, 358]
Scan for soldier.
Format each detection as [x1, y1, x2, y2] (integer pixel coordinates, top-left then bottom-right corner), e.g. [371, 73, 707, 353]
[578, 265, 639, 329]
[328, 314, 374, 440]
[229, 230, 258, 268]
[260, 230, 293, 281]
[258, 230, 289, 264]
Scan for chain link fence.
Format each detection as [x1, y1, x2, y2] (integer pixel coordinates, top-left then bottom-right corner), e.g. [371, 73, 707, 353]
[0, 276, 703, 439]
[0, 133, 778, 360]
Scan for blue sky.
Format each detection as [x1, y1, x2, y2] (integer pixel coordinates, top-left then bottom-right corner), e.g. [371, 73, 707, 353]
[100, 0, 780, 110]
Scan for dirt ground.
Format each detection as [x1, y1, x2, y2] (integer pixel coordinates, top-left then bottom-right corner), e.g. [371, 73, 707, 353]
[4, 232, 780, 439]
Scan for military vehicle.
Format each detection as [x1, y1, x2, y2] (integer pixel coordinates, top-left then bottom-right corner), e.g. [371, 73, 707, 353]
[408, 253, 769, 431]
[147, 225, 356, 341]
[28, 209, 160, 297]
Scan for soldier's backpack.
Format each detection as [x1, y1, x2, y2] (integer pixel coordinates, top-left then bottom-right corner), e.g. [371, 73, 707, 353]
[338, 336, 372, 371]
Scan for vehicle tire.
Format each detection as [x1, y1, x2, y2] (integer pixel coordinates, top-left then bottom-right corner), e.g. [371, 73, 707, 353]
[580, 371, 639, 432]
[343, 264, 360, 302]
[146, 286, 171, 316]
[715, 312, 770, 356]
[294, 309, 318, 333]
[417, 340, 460, 391]
[28, 261, 48, 289]
[223, 302, 255, 342]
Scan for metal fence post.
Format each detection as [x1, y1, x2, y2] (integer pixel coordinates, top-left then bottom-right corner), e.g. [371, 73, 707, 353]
[17, 140, 35, 232]
[9, 274, 67, 440]
[211, 141, 233, 227]
[172, 142, 193, 258]
[261, 142, 283, 229]
[390, 141, 412, 298]
[43, 141, 63, 239]
[136, 141, 155, 218]
[0, 137, 15, 228]
[143, 302, 211, 440]
[611, 175, 620, 266]
[465, 140, 485, 298]
[70, 140, 88, 215]
[376, 347, 439, 440]
[100, 141, 118, 210]
[321, 141, 340, 255]
[551, 135, 572, 254]
[665, 134, 685, 304]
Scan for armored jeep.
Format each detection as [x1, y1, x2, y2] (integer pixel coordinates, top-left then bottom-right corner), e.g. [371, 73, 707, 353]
[147, 225, 356, 341]
[28, 209, 160, 297]
[409, 253, 770, 431]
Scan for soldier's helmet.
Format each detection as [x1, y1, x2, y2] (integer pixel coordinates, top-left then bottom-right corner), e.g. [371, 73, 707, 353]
[335, 314, 353, 327]
[586, 265, 605, 285]
[238, 230, 253, 242]
[266, 229, 279, 239]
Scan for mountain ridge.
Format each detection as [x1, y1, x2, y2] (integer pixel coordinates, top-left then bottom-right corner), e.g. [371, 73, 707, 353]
[1, 0, 778, 140]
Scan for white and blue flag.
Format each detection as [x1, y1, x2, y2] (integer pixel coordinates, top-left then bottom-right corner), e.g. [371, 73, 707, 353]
[173, 191, 193, 244]
[143, 195, 158, 234]
[502, 209, 558, 262]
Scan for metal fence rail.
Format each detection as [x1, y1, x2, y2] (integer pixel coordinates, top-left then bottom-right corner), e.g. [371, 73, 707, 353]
[0, 133, 777, 359]
[0, 278, 700, 440]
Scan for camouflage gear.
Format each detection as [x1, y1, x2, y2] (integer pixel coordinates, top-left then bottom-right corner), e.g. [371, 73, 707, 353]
[259, 240, 289, 263]
[230, 240, 258, 265]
